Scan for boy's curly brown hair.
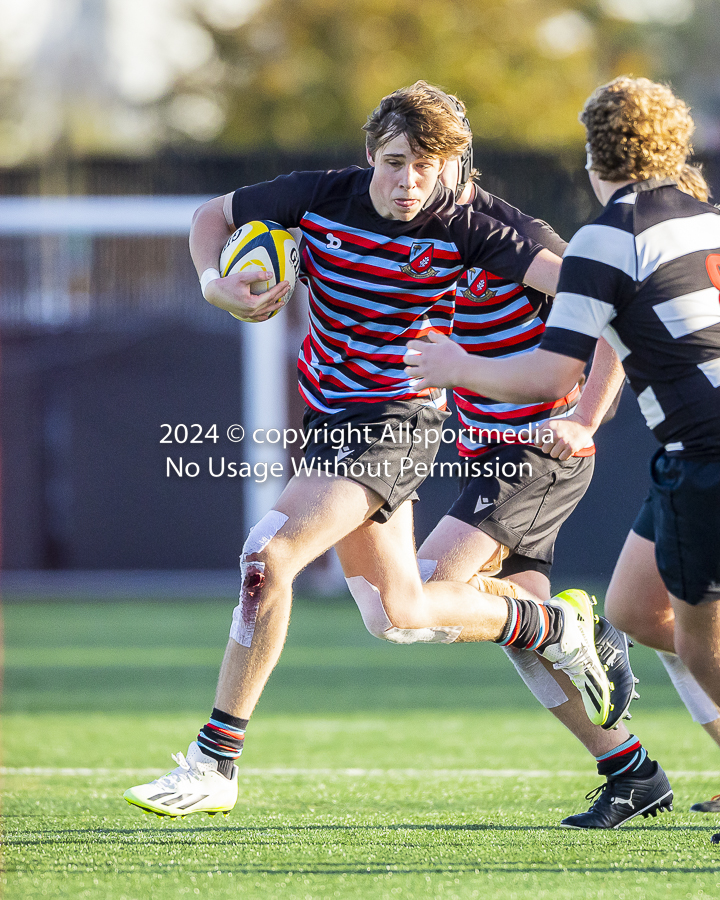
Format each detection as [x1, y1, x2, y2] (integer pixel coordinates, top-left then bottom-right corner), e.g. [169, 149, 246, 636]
[581, 76, 694, 182]
[364, 81, 471, 161]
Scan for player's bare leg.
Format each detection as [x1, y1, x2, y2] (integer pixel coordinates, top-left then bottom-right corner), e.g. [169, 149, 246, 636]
[214, 472, 384, 718]
[124, 471, 385, 818]
[419, 515, 516, 589]
[419, 516, 631, 755]
[509, 572, 632, 757]
[702, 719, 720, 743]
[606, 531, 720, 723]
[606, 528, 720, 813]
[671, 598, 720, 708]
[605, 531, 675, 653]
[335, 502, 508, 642]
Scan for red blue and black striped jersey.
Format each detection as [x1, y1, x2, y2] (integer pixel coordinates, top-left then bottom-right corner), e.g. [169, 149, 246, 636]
[451, 185, 579, 455]
[231, 167, 542, 411]
[541, 179, 720, 458]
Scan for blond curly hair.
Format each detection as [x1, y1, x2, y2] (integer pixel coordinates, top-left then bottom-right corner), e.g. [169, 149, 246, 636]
[581, 76, 694, 182]
[676, 163, 710, 202]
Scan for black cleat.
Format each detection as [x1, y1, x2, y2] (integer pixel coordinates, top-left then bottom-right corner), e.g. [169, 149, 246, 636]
[691, 794, 720, 813]
[594, 616, 639, 730]
[561, 762, 673, 829]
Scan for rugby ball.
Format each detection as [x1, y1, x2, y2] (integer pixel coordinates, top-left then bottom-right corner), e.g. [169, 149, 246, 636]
[219, 220, 300, 321]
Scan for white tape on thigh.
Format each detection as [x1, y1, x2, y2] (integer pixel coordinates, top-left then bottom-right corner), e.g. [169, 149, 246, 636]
[346, 575, 462, 644]
[657, 650, 720, 724]
[417, 558, 437, 583]
[503, 645, 568, 709]
[229, 510, 289, 647]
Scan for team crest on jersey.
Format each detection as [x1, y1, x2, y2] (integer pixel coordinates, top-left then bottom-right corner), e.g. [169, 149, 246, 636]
[463, 268, 497, 301]
[401, 242, 437, 278]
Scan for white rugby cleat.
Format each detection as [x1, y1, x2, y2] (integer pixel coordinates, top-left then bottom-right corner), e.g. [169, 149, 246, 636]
[540, 589, 611, 727]
[123, 741, 238, 818]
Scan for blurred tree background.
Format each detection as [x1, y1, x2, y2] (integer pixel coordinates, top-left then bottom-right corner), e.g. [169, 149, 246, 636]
[0, 0, 718, 166]
[199, 0, 719, 151]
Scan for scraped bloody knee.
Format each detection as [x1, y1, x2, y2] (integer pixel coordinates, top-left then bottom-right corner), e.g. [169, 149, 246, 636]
[229, 510, 288, 647]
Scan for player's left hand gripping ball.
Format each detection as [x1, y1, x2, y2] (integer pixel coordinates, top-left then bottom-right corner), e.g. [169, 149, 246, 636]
[220, 220, 300, 322]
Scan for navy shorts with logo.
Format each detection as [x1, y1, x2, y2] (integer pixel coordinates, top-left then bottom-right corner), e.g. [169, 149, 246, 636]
[631, 449, 720, 605]
[447, 443, 595, 577]
[302, 400, 450, 523]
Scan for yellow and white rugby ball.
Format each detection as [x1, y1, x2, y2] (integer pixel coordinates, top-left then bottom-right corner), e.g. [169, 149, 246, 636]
[219, 220, 300, 322]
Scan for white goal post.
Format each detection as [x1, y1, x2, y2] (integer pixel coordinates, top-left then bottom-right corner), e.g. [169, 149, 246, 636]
[0, 194, 289, 532]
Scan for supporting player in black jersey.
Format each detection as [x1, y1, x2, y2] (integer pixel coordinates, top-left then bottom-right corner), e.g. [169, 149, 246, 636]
[123, 82, 613, 821]
[409, 104, 666, 829]
[406, 75, 720, 828]
[330, 91, 655, 828]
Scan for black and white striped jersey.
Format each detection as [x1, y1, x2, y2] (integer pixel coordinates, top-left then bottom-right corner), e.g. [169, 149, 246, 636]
[541, 179, 720, 458]
[231, 167, 542, 412]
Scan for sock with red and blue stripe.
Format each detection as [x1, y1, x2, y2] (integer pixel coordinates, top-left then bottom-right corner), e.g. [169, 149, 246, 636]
[596, 735, 654, 780]
[495, 596, 563, 653]
[197, 708, 248, 779]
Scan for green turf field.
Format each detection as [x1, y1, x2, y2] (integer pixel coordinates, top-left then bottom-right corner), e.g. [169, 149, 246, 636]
[3, 595, 720, 900]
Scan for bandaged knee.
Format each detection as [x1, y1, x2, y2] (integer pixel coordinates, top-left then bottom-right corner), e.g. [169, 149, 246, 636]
[346, 575, 462, 644]
[657, 650, 720, 724]
[503, 645, 569, 709]
[230, 510, 289, 648]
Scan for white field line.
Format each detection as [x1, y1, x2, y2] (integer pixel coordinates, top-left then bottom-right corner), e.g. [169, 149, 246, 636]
[2, 767, 720, 779]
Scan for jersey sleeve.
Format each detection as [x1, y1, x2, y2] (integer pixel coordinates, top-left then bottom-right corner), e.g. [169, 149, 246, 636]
[479, 188, 568, 256]
[540, 223, 633, 362]
[450, 206, 545, 284]
[230, 171, 328, 229]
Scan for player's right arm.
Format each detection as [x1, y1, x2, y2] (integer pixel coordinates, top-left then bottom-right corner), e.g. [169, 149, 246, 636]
[189, 194, 233, 277]
[191, 171, 330, 321]
[190, 194, 290, 322]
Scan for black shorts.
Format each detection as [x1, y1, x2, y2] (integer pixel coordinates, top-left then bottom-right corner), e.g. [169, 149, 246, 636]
[447, 444, 595, 577]
[631, 494, 654, 542]
[631, 449, 720, 605]
[302, 400, 450, 523]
